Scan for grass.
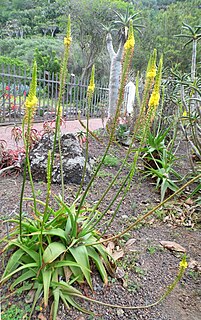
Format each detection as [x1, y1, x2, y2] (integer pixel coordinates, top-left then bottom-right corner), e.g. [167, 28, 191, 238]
[103, 155, 120, 167]
[1, 303, 33, 320]
[97, 169, 115, 178]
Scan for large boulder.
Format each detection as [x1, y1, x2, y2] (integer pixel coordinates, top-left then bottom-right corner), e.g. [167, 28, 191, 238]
[29, 133, 94, 184]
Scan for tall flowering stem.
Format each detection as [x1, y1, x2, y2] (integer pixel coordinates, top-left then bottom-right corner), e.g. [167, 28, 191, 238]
[138, 49, 157, 126]
[69, 255, 188, 310]
[82, 52, 163, 235]
[76, 66, 95, 204]
[51, 15, 72, 201]
[115, 20, 135, 122]
[77, 21, 135, 215]
[20, 61, 38, 240]
[147, 55, 163, 124]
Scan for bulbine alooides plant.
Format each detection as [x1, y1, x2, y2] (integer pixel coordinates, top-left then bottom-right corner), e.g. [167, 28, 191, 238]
[1, 16, 201, 320]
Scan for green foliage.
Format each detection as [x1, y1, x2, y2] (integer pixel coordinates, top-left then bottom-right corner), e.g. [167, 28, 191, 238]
[0, 0, 200, 78]
[103, 154, 120, 167]
[142, 130, 182, 201]
[34, 48, 61, 74]
[1, 303, 31, 320]
[0, 55, 28, 69]
[1, 200, 113, 319]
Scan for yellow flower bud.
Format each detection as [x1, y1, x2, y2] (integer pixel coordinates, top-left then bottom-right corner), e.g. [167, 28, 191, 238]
[147, 68, 157, 79]
[179, 259, 188, 270]
[25, 96, 38, 109]
[124, 20, 135, 51]
[124, 38, 135, 50]
[148, 92, 160, 108]
[64, 36, 72, 47]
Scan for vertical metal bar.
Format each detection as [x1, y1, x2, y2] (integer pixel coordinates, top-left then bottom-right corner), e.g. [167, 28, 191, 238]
[8, 64, 11, 122]
[2, 63, 6, 122]
[51, 72, 54, 111]
[72, 78, 76, 119]
[13, 64, 17, 122]
[75, 76, 79, 119]
[55, 73, 58, 113]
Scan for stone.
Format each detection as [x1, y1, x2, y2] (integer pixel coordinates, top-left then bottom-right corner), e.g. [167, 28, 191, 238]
[29, 133, 94, 184]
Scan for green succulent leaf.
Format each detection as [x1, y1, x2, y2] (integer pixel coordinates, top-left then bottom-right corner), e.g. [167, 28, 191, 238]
[0, 263, 37, 284]
[10, 241, 40, 262]
[10, 269, 37, 290]
[51, 287, 60, 320]
[69, 246, 92, 289]
[2, 248, 24, 277]
[87, 246, 108, 284]
[43, 242, 66, 264]
[43, 268, 52, 307]
[65, 253, 84, 283]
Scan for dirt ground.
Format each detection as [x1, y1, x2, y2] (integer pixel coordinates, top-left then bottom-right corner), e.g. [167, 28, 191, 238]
[0, 131, 200, 320]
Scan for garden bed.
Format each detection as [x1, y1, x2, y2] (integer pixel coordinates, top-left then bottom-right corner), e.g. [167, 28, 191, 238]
[0, 136, 200, 320]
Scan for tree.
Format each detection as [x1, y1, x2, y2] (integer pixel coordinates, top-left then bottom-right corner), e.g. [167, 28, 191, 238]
[68, 0, 118, 80]
[175, 23, 201, 80]
[106, 6, 143, 117]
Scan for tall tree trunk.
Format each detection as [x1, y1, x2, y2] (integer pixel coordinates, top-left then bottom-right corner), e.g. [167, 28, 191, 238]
[191, 39, 197, 112]
[191, 39, 197, 81]
[106, 33, 124, 118]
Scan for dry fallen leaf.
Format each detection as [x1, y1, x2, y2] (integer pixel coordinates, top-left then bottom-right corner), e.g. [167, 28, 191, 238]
[185, 198, 194, 205]
[160, 241, 186, 252]
[124, 238, 136, 251]
[111, 249, 124, 261]
[38, 313, 47, 320]
[64, 266, 72, 282]
[25, 289, 35, 303]
[116, 267, 125, 279]
[106, 241, 115, 255]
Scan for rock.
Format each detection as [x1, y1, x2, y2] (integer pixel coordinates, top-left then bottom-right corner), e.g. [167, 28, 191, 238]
[117, 308, 124, 317]
[29, 133, 94, 184]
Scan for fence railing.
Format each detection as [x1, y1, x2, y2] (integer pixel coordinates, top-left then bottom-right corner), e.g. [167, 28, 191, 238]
[0, 64, 109, 124]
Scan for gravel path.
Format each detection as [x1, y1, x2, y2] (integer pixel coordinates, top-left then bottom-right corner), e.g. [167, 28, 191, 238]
[0, 118, 104, 149]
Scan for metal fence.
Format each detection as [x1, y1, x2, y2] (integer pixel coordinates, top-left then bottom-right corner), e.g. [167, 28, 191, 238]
[0, 64, 109, 124]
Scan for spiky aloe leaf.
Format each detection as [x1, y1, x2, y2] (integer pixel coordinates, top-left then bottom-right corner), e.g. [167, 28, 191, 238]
[65, 253, 84, 283]
[54, 280, 93, 315]
[28, 228, 67, 242]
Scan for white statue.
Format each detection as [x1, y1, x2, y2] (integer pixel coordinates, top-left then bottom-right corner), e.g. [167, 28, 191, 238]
[124, 81, 136, 114]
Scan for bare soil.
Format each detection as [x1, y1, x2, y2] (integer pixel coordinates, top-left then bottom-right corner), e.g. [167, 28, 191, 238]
[0, 134, 200, 320]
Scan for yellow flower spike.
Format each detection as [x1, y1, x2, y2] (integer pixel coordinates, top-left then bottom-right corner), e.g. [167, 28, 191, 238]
[24, 61, 38, 124]
[148, 54, 163, 109]
[64, 15, 72, 48]
[124, 20, 135, 51]
[87, 65, 95, 97]
[146, 48, 157, 80]
[148, 92, 160, 108]
[64, 36, 72, 47]
[179, 255, 188, 271]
